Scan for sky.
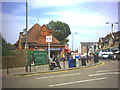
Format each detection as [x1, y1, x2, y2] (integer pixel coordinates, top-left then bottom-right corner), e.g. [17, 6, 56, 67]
[1, 0, 119, 50]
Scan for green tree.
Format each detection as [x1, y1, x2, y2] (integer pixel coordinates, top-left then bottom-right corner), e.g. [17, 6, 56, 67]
[46, 20, 71, 44]
[1, 34, 14, 56]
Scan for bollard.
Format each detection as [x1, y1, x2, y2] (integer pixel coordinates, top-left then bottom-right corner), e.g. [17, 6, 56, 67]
[63, 59, 65, 69]
[26, 64, 28, 72]
[30, 63, 31, 72]
[6, 61, 9, 75]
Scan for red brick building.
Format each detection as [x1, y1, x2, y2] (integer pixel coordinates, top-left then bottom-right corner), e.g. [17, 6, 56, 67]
[16, 23, 65, 57]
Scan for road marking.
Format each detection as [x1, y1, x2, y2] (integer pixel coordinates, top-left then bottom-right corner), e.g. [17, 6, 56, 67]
[111, 61, 118, 62]
[49, 77, 107, 87]
[89, 72, 120, 76]
[97, 69, 119, 73]
[35, 73, 80, 79]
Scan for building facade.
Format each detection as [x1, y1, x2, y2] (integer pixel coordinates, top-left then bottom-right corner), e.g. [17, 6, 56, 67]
[98, 31, 120, 52]
[80, 42, 98, 55]
[15, 23, 65, 58]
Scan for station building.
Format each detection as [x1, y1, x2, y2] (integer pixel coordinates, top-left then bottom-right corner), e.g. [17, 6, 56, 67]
[15, 23, 65, 58]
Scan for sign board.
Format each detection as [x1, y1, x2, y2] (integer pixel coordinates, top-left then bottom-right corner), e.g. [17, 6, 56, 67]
[27, 51, 48, 66]
[46, 36, 52, 42]
[46, 48, 62, 50]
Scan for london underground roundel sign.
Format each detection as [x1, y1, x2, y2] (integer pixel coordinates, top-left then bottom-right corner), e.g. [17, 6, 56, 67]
[46, 36, 52, 42]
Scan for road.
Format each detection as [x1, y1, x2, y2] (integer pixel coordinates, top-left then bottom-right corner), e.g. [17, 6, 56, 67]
[2, 59, 120, 88]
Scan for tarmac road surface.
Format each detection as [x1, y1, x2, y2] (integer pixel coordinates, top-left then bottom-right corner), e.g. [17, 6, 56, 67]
[2, 59, 120, 89]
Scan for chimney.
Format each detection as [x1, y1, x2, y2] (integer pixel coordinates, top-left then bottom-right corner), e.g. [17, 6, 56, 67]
[18, 32, 24, 50]
[19, 32, 24, 38]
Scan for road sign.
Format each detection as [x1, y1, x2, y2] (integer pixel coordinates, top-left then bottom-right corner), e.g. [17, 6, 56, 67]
[46, 36, 52, 42]
[46, 48, 62, 50]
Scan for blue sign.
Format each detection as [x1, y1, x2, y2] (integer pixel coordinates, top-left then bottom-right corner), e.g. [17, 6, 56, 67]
[46, 48, 62, 50]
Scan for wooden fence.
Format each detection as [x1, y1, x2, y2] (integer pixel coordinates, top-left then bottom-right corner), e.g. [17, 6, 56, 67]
[2, 51, 27, 69]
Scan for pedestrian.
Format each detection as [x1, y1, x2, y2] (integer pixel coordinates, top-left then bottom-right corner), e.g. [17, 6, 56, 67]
[31, 53, 35, 65]
[94, 53, 99, 63]
[89, 53, 92, 65]
[93, 53, 96, 63]
[96, 53, 99, 63]
[75, 55, 79, 67]
[72, 54, 76, 67]
[81, 56, 86, 66]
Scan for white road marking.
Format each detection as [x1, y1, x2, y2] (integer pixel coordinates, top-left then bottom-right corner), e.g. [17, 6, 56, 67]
[97, 69, 119, 73]
[89, 72, 120, 76]
[35, 73, 80, 79]
[49, 77, 107, 87]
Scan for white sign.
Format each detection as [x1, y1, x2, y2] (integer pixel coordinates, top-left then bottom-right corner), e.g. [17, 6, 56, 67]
[46, 36, 52, 42]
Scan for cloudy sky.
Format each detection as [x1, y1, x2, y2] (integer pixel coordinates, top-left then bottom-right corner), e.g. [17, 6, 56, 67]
[1, 0, 119, 50]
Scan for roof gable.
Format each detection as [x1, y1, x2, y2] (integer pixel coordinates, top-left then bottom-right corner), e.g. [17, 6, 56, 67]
[41, 24, 48, 31]
[25, 23, 41, 42]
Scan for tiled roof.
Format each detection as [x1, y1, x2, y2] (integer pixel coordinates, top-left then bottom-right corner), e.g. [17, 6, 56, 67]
[98, 31, 120, 44]
[24, 23, 41, 43]
[17, 23, 61, 45]
[52, 37, 60, 44]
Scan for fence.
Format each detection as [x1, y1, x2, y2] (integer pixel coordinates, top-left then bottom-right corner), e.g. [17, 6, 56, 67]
[2, 51, 26, 75]
[2, 51, 50, 75]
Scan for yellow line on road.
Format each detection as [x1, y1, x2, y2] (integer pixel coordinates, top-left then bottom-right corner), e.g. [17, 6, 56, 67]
[11, 62, 105, 78]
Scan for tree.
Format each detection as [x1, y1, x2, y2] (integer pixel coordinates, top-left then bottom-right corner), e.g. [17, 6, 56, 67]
[1, 34, 14, 56]
[46, 20, 71, 44]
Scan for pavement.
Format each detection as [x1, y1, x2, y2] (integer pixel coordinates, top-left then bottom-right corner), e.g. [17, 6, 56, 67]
[2, 60, 102, 77]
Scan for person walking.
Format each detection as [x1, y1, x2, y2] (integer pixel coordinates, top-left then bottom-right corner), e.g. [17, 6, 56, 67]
[93, 53, 99, 63]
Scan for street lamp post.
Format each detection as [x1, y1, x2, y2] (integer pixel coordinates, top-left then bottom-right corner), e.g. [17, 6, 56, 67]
[25, 0, 28, 72]
[25, 0, 28, 49]
[106, 22, 118, 33]
[72, 32, 77, 51]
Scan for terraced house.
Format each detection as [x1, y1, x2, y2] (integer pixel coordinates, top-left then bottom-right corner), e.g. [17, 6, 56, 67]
[98, 31, 120, 52]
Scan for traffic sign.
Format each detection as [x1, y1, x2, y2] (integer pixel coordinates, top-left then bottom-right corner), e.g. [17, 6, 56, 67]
[46, 36, 52, 42]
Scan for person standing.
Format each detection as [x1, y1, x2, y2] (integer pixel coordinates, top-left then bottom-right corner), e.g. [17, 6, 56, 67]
[31, 53, 35, 65]
[72, 53, 76, 67]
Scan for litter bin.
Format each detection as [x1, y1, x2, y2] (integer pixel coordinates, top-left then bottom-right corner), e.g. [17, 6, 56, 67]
[68, 58, 74, 68]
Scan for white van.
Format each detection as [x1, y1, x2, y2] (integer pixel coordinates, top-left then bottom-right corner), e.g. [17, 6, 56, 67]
[98, 50, 113, 59]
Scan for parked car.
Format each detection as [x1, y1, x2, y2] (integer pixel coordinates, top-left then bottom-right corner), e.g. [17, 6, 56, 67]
[114, 51, 120, 60]
[98, 50, 113, 59]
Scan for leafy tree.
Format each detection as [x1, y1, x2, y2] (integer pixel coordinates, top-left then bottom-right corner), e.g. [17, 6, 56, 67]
[1, 34, 14, 56]
[46, 20, 71, 44]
